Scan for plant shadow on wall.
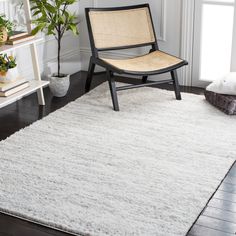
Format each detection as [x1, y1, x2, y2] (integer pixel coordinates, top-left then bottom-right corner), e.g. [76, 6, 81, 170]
[11, 1, 26, 31]
[30, 0, 79, 97]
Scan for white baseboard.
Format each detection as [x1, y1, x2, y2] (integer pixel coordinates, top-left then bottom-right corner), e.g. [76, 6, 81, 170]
[22, 48, 81, 80]
[45, 49, 81, 77]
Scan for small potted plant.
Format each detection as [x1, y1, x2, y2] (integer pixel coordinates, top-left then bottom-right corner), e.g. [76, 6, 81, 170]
[0, 14, 14, 44]
[0, 54, 18, 83]
[30, 0, 79, 97]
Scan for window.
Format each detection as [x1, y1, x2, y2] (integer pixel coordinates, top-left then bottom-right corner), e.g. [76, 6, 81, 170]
[193, 0, 236, 84]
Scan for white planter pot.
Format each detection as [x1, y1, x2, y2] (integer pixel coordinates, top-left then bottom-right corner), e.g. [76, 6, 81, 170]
[49, 74, 70, 97]
[0, 67, 19, 83]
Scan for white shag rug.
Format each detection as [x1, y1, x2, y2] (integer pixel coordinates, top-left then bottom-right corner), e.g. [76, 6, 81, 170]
[0, 83, 235, 236]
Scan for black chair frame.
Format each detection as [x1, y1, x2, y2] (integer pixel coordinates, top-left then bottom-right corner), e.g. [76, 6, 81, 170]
[85, 4, 188, 111]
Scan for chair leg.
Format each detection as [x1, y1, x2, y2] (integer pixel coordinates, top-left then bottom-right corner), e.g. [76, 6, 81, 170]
[107, 70, 119, 111]
[171, 70, 182, 100]
[85, 57, 95, 92]
[142, 76, 148, 83]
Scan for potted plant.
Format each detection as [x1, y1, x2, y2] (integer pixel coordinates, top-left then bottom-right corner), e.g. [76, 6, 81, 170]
[30, 0, 79, 97]
[0, 54, 18, 83]
[0, 15, 14, 44]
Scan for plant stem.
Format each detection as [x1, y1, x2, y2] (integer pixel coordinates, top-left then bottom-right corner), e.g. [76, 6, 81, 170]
[58, 36, 61, 77]
[57, 24, 61, 77]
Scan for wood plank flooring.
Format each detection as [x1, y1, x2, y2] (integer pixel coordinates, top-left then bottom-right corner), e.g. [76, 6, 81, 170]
[188, 163, 236, 236]
[0, 71, 234, 236]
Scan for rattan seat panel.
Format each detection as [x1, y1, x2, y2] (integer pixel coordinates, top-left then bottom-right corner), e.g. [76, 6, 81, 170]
[101, 51, 184, 73]
[89, 8, 155, 49]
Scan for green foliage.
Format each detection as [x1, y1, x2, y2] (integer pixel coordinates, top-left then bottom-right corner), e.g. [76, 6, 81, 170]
[30, 0, 79, 76]
[0, 54, 17, 74]
[30, 0, 79, 37]
[0, 14, 14, 35]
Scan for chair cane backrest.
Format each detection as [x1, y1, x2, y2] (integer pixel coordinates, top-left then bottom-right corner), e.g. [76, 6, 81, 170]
[86, 4, 157, 53]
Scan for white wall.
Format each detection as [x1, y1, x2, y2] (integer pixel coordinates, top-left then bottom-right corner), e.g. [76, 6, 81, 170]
[79, 0, 184, 83]
[0, 1, 81, 80]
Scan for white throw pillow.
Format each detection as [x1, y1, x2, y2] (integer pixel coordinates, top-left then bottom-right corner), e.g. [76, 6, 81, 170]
[206, 72, 236, 95]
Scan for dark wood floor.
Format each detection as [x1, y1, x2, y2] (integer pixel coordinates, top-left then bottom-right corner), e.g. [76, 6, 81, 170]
[188, 163, 236, 236]
[0, 71, 234, 236]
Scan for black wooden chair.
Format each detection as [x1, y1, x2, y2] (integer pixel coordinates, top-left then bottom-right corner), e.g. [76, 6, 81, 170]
[85, 4, 188, 111]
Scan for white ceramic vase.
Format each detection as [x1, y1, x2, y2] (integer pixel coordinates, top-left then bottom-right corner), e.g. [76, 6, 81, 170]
[49, 74, 70, 97]
[0, 67, 19, 83]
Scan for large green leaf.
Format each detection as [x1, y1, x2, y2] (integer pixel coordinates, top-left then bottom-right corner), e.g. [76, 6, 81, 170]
[44, 3, 57, 14]
[31, 23, 47, 35]
[67, 24, 79, 35]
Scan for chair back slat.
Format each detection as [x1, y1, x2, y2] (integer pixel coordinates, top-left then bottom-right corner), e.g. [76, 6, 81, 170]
[87, 6, 156, 50]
